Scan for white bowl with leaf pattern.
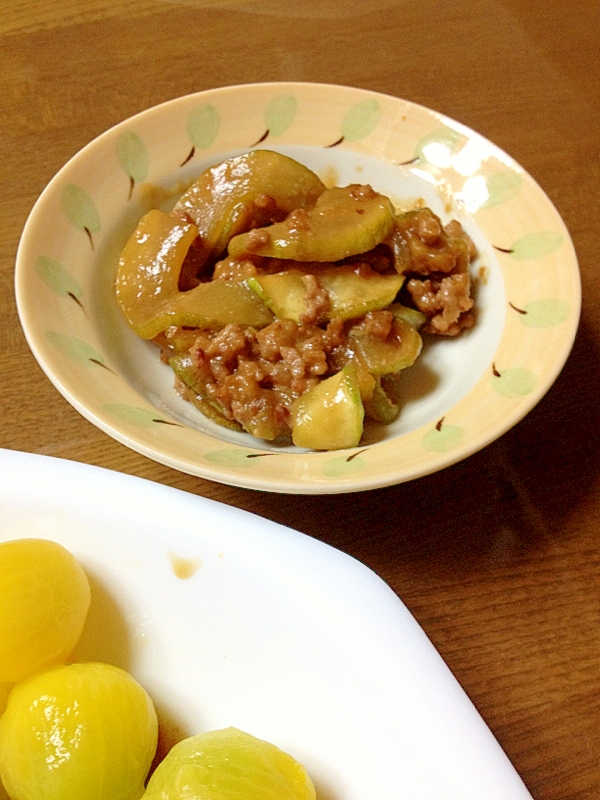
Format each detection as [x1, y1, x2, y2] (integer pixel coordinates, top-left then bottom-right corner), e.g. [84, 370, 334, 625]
[15, 83, 580, 493]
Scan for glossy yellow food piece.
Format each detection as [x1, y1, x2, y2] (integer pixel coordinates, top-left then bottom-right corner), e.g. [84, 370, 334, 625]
[0, 687, 11, 799]
[0, 662, 158, 800]
[0, 539, 90, 684]
[165, 280, 273, 334]
[116, 209, 274, 339]
[246, 267, 404, 323]
[0, 686, 10, 719]
[143, 727, 316, 800]
[229, 184, 395, 262]
[363, 378, 400, 423]
[292, 365, 364, 450]
[173, 150, 326, 263]
[0, 688, 9, 799]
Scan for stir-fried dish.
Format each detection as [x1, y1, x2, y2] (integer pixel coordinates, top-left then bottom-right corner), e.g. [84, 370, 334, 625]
[115, 150, 476, 450]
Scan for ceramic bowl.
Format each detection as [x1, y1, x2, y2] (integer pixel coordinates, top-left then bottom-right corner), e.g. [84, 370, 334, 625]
[15, 82, 580, 493]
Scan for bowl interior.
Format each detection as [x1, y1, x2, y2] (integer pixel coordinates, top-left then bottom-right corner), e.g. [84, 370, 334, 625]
[93, 144, 505, 451]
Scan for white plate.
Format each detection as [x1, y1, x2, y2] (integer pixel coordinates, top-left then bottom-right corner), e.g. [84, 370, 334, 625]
[0, 448, 533, 799]
[14, 82, 580, 493]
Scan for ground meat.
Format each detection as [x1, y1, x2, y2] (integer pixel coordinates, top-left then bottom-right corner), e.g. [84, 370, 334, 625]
[347, 184, 378, 201]
[155, 326, 200, 360]
[397, 208, 477, 335]
[416, 209, 443, 244]
[346, 244, 395, 273]
[201, 324, 248, 360]
[179, 318, 346, 440]
[243, 228, 271, 252]
[406, 273, 475, 336]
[286, 208, 313, 233]
[444, 218, 478, 260]
[255, 319, 299, 360]
[300, 274, 331, 324]
[129, 162, 482, 448]
[359, 310, 394, 339]
[253, 193, 278, 213]
[212, 256, 259, 281]
[396, 208, 469, 275]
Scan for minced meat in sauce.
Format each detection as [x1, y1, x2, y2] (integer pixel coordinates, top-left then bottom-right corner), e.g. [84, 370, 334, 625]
[156, 203, 477, 439]
[397, 208, 475, 335]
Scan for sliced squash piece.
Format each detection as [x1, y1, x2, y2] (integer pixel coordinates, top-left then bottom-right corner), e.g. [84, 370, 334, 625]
[291, 365, 364, 450]
[229, 185, 395, 262]
[169, 353, 242, 431]
[386, 225, 412, 274]
[165, 281, 273, 334]
[246, 267, 404, 324]
[178, 384, 243, 431]
[115, 209, 273, 339]
[246, 271, 309, 324]
[173, 150, 325, 264]
[324, 269, 404, 321]
[363, 378, 400, 423]
[348, 317, 423, 376]
[388, 302, 427, 329]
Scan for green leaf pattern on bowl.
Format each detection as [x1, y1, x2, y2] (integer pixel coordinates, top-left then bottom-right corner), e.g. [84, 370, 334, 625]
[117, 131, 149, 196]
[35, 256, 82, 300]
[340, 99, 380, 142]
[507, 231, 563, 260]
[61, 185, 101, 235]
[323, 455, 366, 477]
[491, 367, 537, 398]
[204, 449, 261, 468]
[422, 423, 465, 453]
[414, 126, 461, 162]
[46, 332, 106, 367]
[517, 298, 571, 328]
[264, 93, 298, 137]
[480, 171, 522, 208]
[187, 104, 220, 149]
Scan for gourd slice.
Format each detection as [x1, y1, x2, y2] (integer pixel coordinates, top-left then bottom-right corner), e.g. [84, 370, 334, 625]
[291, 366, 364, 450]
[348, 317, 423, 376]
[246, 267, 404, 324]
[388, 302, 427, 329]
[173, 150, 326, 263]
[229, 185, 396, 262]
[169, 353, 242, 431]
[363, 378, 400, 423]
[115, 209, 273, 339]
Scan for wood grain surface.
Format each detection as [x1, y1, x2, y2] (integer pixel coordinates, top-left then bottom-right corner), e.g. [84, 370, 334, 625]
[1, 1, 599, 797]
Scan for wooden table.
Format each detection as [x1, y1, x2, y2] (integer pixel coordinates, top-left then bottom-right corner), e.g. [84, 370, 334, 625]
[1, 1, 598, 797]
